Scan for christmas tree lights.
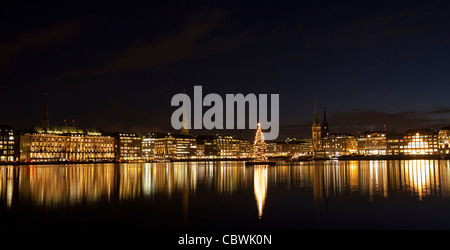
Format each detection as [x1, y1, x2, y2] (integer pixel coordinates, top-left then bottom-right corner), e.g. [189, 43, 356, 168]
[253, 123, 268, 162]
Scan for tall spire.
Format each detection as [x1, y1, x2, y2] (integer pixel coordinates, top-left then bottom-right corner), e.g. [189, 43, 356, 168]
[313, 98, 320, 126]
[41, 93, 50, 126]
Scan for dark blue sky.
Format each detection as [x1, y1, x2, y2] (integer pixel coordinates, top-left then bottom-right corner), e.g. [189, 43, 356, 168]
[1, 0, 450, 140]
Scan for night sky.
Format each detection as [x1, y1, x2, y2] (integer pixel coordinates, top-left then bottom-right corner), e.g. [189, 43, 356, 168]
[1, 0, 450, 140]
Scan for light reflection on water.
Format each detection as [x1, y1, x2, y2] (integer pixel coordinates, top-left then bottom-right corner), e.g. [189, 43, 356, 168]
[254, 166, 268, 219]
[1, 160, 450, 208]
[1, 160, 450, 228]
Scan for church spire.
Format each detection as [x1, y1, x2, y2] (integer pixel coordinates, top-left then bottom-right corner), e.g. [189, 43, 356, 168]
[41, 93, 50, 126]
[313, 98, 320, 126]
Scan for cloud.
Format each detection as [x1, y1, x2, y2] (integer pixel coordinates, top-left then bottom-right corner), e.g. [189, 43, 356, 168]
[330, 109, 422, 127]
[328, 108, 450, 133]
[101, 124, 169, 134]
[0, 19, 80, 68]
[78, 98, 172, 134]
[278, 107, 450, 138]
[429, 108, 450, 115]
[62, 9, 249, 78]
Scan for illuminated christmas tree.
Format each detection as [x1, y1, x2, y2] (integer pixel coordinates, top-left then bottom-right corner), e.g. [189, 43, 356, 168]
[253, 123, 268, 162]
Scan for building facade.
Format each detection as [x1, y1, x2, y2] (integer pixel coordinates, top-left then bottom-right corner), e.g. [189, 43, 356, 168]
[402, 128, 438, 155]
[386, 133, 404, 156]
[286, 138, 312, 156]
[357, 131, 387, 155]
[154, 133, 197, 160]
[322, 133, 357, 157]
[0, 125, 19, 162]
[266, 141, 288, 157]
[20, 125, 115, 162]
[239, 139, 253, 158]
[216, 135, 240, 158]
[438, 127, 450, 155]
[196, 135, 218, 158]
[195, 134, 247, 158]
[114, 133, 142, 161]
[142, 132, 157, 161]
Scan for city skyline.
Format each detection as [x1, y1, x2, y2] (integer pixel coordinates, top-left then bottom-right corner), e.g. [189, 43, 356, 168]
[1, 1, 450, 140]
[2, 90, 450, 163]
[4, 0, 450, 239]
[2, 92, 450, 141]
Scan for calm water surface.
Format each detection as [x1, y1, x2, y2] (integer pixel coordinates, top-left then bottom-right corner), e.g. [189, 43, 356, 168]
[1, 160, 450, 230]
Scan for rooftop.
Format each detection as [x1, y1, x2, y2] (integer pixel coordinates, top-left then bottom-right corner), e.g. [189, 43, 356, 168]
[30, 125, 105, 136]
[404, 128, 436, 135]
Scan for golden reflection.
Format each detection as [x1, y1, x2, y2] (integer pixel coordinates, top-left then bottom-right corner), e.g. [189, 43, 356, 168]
[403, 160, 438, 200]
[26, 164, 115, 207]
[441, 160, 450, 197]
[253, 166, 268, 219]
[119, 163, 142, 200]
[355, 161, 388, 200]
[313, 163, 325, 216]
[0, 167, 15, 208]
[0, 160, 450, 210]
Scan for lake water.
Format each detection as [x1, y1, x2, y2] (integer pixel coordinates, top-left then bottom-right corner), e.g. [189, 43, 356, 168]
[1, 159, 450, 231]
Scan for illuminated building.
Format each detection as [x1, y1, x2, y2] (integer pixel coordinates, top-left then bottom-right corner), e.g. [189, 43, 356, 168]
[0, 125, 19, 162]
[286, 138, 312, 156]
[19, 94, 115, 162]
[239, 139, 253, 158]
[20, 125, 115, 162]
[266, 141, 288, 157]
[195, 142, 206, 157]
[357, 131, 387, 155]
[142, 132, 157, 161]
[196, 135, 219, 158]
[154, 133, 197, 160]
[266, 139, 312, 157]
[114, 133, 142, 162]
[386, 132, 404, 155]
[401, 128, 438, 155]
[216, 135, 240, 158]
[438, 127, 450, 155]
[322, 133, 357, 157]
[195, 134, 245, 158]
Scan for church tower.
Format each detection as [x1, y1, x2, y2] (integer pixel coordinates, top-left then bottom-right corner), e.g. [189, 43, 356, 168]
[321, 108, 329, 138]
[312, 99, 321, 151]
